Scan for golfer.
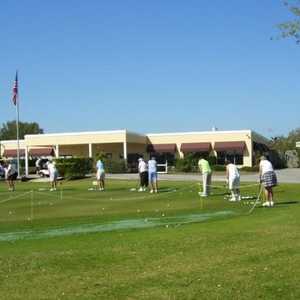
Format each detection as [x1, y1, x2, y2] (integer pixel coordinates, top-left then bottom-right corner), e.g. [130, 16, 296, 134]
[225, 159, 241, 201]
[47, 160, 58, 191]
[138, 158, 148, 192]
[148, 157, 158, 193]
[5, 160, 18, 191]
[259, 156, 277, 207]
[198, 156, 212, 197]
[96, 158, 105, 191]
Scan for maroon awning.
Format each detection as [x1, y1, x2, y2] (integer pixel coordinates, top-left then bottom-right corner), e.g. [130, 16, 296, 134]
[29, 148, 54, 157]
[214, 141, 246, 153]
[180, 143, 211, 153]
[3, 149, 25, 157]
[147, 144, 177, 153]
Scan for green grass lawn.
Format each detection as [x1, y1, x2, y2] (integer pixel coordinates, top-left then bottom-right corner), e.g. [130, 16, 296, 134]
[0, 179, 299, 299]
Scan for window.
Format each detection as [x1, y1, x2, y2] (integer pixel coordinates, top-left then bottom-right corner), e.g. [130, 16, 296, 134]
[149, 152, 175, 165]
[217, 151, 243, 165]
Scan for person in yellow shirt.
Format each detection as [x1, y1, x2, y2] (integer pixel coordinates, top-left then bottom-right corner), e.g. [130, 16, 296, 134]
[198, 157, 212, 197]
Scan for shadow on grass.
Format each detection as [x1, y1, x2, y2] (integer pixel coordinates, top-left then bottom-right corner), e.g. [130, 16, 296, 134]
[276, 201, 299, 205]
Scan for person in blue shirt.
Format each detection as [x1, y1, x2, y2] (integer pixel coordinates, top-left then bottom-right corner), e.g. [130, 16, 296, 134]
[148, 157, 158, 193]
[96, 159, 105, 191]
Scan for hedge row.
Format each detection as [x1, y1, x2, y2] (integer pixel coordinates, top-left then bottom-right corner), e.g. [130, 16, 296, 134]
[55, 157, 126, 179]
[55, 157, 93, 179]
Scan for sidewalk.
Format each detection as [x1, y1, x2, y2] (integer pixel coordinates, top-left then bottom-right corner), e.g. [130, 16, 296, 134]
[106, 168, 300, 184]
[26, 168, 300, 184]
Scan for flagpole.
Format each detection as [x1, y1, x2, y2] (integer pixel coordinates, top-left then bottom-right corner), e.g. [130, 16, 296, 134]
[16, 98, 20, 177]
[14, 70, 21, 177]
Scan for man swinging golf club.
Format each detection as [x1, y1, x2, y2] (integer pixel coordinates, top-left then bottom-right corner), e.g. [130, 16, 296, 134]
[198, 156, 212, 197]
[138, 157, 148, 192]
[225, 159, 241, 201]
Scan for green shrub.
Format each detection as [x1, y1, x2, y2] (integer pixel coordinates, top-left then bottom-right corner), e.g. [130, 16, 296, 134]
[55, 157, 93, 179]
[175, 158, 192, 172]
[104, 159, 126, 173]
[211, 164, 226, 171]
[175, 154, 217, 173]
[207, 155, 217, 166]
[240, 165, 259, 172]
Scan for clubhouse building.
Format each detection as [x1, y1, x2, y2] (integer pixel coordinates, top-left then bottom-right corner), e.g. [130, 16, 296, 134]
[0, 129, 269, 175]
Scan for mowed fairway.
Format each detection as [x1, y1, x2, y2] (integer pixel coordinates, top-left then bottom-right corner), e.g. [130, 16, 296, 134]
[0, 179, 299, 299]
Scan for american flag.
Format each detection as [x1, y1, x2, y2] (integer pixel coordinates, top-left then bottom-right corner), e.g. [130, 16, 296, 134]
[12, 71, 18, 106]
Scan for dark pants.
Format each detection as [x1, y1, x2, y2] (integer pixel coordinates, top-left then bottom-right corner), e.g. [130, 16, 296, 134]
[140, 171, 148, 187]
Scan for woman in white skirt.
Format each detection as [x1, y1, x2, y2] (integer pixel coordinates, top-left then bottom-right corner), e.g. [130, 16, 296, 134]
[259, 156, 277, 207]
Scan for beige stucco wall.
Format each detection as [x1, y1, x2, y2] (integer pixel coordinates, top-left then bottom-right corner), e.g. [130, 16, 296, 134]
[25, 130, 127, 147]
[92, 143, 124, 160]
[127, 143, 147, 155]
[58, 143, 125, 161]
[59, 144, 89, 157]
[0, 140, 26, 156]
[126, 132, 147, 144]
[1, 130, 270, 167]
[147, 130, 253, 167]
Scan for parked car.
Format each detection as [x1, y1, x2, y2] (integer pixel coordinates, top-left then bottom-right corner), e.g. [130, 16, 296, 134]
[37, 159, 50, 177]
[38, 169, 50, 177]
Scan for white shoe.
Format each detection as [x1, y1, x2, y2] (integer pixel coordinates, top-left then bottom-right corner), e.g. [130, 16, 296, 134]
[143, 187, 147, 191]
[229, 198, 236, 202]
[155, 189, 158, 193]
[138, 187, 143, 192]
[150, 190, 154, 194]
[262, 201, 270, 207]
[50, 188, 54, 192]
[270, 201, 274, 207]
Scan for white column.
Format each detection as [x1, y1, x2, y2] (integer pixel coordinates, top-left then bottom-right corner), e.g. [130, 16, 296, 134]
[55, 144, 59, 158]
[25, 147, 29, 176]
[123, 142, 127, 160]
[88, 143, 92, 158]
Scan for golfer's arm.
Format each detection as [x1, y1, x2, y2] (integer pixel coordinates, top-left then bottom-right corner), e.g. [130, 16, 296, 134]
[258, 167, 262, 182]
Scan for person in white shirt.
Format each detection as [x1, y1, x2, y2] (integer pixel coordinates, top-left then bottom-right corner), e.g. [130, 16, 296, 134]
[5, 160, 17, 191]
[259, 156, 277, 207]
[148, 157, 158, 193]
[138, 158, 148, 191]
[47, 160, 58, 191]
[225, 159, 241, 201]
[35, 158, 41, 174]
[96, 159, 105, 191]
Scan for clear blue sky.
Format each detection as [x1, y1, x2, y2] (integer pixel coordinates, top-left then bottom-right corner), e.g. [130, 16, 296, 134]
[0, 0, 299, 138]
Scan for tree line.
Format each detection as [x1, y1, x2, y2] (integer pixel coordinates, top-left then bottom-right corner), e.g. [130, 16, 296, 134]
[0, 121, 43, 140]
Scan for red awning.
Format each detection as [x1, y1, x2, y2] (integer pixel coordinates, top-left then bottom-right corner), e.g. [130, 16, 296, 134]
[3, 149, 25, 157]
[180, 143, 211, 153]
[147, 144, 177, 153]
[29, 148, 54, 157]
[214, 141, 246, 153]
